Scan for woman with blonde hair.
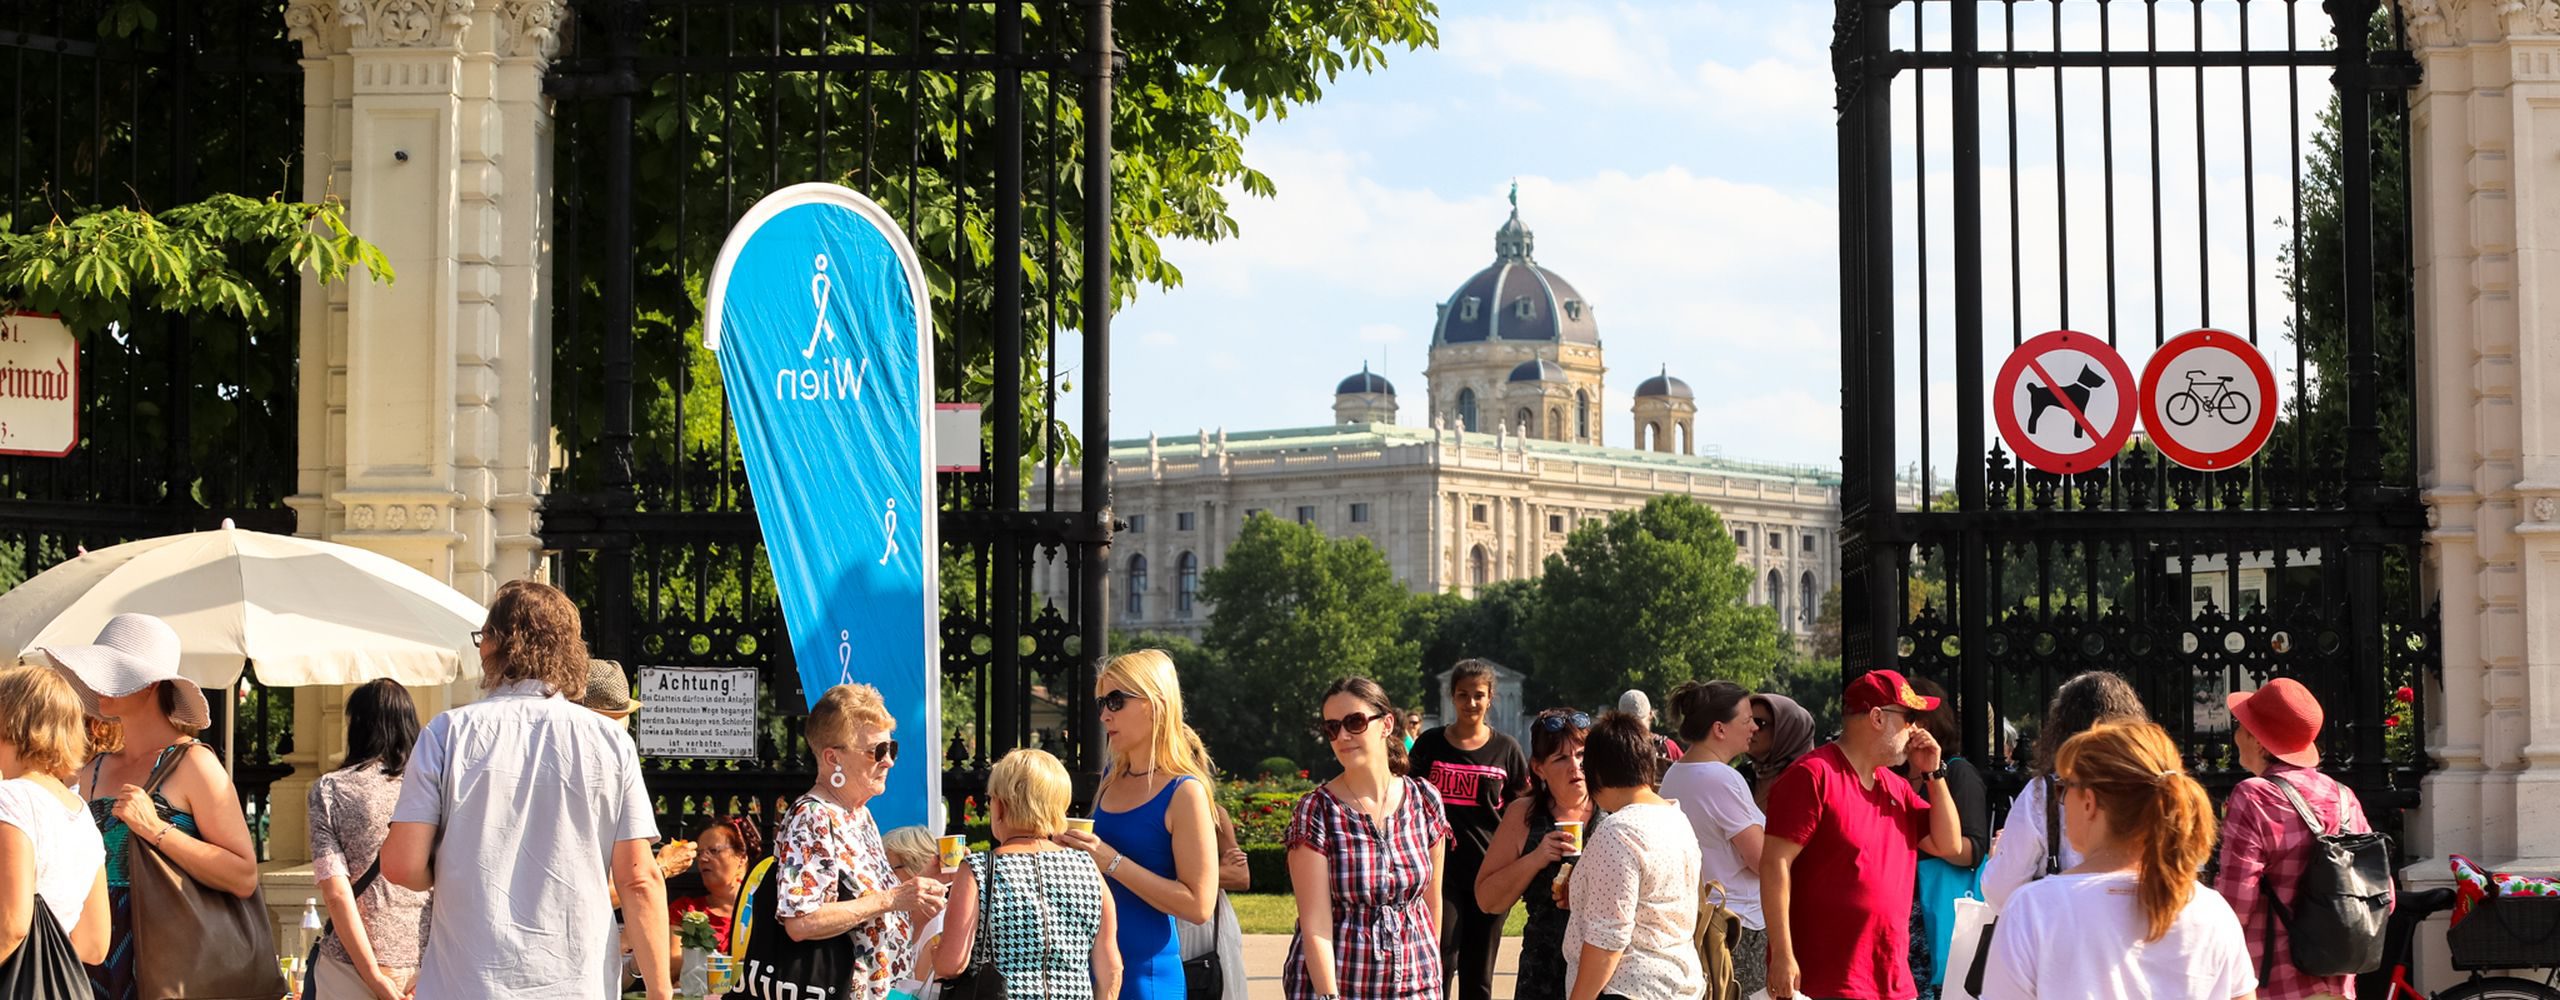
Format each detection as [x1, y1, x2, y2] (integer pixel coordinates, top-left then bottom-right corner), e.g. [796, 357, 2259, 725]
[0, 664, 111, 969]
[1977, 722, 2254, 1000]
[770, 683, 948, 999]
[39, 614, 264, 999]
[934, 749, 1120, 999]
[1056, 649, 1218, 1000]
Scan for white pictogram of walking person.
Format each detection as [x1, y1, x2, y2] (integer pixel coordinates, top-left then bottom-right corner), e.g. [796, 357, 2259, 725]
[802, 254, 836, 359]
[837, 630, 853, 686]
[879, 497, 900, 565]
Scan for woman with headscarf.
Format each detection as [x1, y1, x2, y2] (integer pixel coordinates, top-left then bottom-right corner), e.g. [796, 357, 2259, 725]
[1745, 693, 1815, 809]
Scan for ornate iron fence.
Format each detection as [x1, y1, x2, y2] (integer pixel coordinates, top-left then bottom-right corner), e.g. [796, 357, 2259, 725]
[1833, 0, 2432, 834]
[539, 0, 1116, 846]
[0, 0, 303, 852]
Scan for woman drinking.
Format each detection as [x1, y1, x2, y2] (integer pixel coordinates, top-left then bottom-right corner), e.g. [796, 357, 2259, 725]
[1055, 650, 1218, 1000]
[1473, 709, 1593, 1000]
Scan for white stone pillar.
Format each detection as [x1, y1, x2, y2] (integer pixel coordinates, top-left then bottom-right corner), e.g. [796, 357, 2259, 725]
[2403, 0, 2560, 873]
[274, 0, 563, 864]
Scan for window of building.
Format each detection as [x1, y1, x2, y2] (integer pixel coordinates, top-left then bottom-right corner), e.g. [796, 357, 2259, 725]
[1177, 552, 1199, 618]
[1296, 505, 1316, 525]
[1516, 298, 1536, 319]
[1548, 513, 1565, 533]
[1733, 529, 1749, 550]
[1245, 507, 1266, 520]
[1576, 391, 1590, 440]
[1469, 545, 1489, 589]
[1176, 511, 1196, 531]
[1461, 296, 1481, 322]
[1801, 571, 1819, 629]
[1564, 300, 1583, 320]
[1768, 569, 1786, 622]
[1802, 532, 1816, 553]
[1457, 388, 1479, 432]
[1350, 503, 1371, 523]
[1515, 407, 1535, 435]
[1472, 503, 1489, 524]
[1768, 531, 1783, 551]
[1126, 514, 1146, 533]
[1126, 554, 1148, 619]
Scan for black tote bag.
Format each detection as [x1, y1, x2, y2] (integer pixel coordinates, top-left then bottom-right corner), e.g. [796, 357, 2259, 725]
[0, 895, 94, 1000]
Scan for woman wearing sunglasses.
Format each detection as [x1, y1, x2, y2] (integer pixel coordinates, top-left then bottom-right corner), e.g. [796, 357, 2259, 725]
[1285, 676, 1449, 1000]
[771, 683, 948, 998]
[1474, 709, 1594, 1000]
[1056, 649, 1219, 1000]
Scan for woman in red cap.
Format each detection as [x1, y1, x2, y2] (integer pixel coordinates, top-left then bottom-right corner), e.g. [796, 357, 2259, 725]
[2214, 677, 2383, 1000]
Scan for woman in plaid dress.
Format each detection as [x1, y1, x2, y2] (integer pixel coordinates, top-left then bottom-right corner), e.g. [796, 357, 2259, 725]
[1284, 676, 1450, 1000]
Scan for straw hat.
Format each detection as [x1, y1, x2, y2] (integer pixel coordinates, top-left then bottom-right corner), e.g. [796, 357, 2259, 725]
[33, 613, 211, 730]
[581, 658, 641, 718]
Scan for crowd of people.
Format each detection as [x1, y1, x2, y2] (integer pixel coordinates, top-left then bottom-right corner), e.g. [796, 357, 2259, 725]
[0, 582, 2388, 1000]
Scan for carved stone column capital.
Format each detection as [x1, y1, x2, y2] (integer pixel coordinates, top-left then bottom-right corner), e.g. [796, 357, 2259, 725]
[340, 0, 478, 51]
[494, 0, 570, 62]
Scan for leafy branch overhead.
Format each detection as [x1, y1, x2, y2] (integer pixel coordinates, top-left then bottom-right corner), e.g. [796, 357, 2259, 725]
[0, 194, 394, 333]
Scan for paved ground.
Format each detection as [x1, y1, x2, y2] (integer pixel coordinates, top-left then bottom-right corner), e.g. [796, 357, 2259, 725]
[1240, 934, 1517, 1000]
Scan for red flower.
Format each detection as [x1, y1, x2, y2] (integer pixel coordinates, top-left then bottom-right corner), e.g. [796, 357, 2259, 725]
[2385, 715, 2402, 729]
[1298, 770, 1309, 779]
[2395, 686, 2415, 704]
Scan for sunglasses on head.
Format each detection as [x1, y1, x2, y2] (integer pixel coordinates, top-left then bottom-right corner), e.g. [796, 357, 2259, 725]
[1099, 689, 1143, 713]
[1314, 710, 1393, 740]
[1534, 712, 1593, 734]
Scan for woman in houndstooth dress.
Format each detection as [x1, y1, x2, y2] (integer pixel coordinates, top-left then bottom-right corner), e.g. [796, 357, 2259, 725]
[936, 750, 1121, 1000]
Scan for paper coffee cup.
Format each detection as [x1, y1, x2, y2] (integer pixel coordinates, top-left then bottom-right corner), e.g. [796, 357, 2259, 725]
[1556, 820, 1584, 856]
[1065, 817, 1095, 836]
[938, 834, 967, 873]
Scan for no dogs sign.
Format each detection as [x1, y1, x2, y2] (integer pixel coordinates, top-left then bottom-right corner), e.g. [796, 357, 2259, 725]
[1993, 330, 2137, 475]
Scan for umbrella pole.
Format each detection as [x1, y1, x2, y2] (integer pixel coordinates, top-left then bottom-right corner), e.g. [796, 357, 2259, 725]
[222, 677, 235, 774]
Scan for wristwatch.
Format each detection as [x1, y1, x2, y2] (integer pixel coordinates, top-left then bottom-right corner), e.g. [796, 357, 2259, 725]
[1921, 764, 1949, 782]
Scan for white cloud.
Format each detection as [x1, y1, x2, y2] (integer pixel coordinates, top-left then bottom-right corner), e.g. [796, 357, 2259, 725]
[1357, 323, 1410, 344]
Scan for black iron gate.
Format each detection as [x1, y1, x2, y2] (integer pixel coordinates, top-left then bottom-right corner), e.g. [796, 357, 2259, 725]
[1834, 0, 2432, 823]
[0, 0, 303, 848]
[539, 0, 1116, 843]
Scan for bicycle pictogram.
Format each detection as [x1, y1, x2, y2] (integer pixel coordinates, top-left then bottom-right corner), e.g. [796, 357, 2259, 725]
[2161, 368, 2253, 427]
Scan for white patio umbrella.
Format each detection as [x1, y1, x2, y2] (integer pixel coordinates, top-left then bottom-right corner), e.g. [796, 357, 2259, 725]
[0, 523, 485, 689]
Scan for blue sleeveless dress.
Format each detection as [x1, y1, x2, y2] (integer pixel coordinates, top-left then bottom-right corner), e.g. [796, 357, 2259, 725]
[1092, 775, 1194, 1000]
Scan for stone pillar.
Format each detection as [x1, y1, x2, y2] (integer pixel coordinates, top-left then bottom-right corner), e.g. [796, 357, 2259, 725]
[273, 0, 563, 864]
[2403, 0, 2560, 875]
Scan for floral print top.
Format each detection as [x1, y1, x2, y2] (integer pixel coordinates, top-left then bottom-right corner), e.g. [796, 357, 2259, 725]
[774, 794, 914, 1000]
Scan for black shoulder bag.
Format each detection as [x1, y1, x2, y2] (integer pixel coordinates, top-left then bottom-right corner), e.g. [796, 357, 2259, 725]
[0, 894, 93, 1000]
[1962, 775, 2064, 997]
[937, 850, 1016, 1000]
[733, 801, 859, 1000]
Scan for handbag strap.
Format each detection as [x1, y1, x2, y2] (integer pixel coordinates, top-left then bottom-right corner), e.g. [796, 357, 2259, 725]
[2041, 774, 2062, 877]
[140, 740, 198, 795]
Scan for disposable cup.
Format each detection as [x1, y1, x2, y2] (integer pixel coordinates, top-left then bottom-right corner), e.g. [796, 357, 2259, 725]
[1556, 820, 1584, 856]
[1065, 817, 1096, 836]
[938, 834, 967, 873]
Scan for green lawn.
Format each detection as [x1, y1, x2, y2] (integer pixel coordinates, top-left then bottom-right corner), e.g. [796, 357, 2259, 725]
[1227, 892, 1527, 936]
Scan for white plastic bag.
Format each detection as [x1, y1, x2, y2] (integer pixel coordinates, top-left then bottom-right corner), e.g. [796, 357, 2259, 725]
[1941, 896, 1997, 1000]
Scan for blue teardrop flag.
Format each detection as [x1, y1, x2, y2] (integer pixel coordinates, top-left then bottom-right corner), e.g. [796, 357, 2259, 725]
[705, 184, 938, 832]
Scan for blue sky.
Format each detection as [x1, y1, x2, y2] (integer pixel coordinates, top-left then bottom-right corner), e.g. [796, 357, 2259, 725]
[1060, 1, 1846, 468]
[1058, 0, 2332, 476]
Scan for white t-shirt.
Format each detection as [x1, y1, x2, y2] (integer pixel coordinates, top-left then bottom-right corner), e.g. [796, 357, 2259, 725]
[1562, 801, 1705, 1000]
[1658, 760, 1764, 928]
[1981, 776, 2085, 909]
[1978, 871, 2256, 1000]
[0, 777, 104, 935]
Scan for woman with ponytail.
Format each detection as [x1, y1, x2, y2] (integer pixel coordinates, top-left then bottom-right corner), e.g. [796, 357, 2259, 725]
[1977, 722, 2255, 1000]
[1057, 649, 1220, 1000]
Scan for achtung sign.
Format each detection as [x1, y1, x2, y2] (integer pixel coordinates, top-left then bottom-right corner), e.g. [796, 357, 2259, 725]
[0, 314, 76, 458]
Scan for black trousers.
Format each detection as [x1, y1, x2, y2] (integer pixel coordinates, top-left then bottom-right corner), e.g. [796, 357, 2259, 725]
[1439, 876, 1503, 1000]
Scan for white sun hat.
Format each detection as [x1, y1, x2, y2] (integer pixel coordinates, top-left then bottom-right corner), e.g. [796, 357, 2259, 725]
[32, 613, 210, 730]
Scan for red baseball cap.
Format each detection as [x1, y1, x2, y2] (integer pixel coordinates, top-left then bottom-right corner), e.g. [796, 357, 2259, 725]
[1846, 669, 1941, 715]
[2227, 677, 2323, 767]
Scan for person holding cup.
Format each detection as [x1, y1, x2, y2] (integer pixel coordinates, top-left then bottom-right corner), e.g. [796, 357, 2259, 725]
[1475, 708, 1594, 1000]
[771, 683, 947, 1000]
[1056, 650, 1218, 1000]
[932, 749, 1120, 1000]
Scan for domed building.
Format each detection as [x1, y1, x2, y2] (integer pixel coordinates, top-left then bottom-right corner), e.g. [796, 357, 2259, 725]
[1040, 195, 1892, 661]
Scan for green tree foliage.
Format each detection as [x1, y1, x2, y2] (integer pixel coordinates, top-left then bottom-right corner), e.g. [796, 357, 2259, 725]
[1195, 513, 1416, 767]
[0, 196, 391, 334]
[1524, 495, 1783, 708]
[1762, 652, 1844, 742]
[1405, 577, 1539, 712]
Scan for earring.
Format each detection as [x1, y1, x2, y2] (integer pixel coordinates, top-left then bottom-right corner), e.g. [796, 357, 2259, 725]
[829, 767, 846, 789]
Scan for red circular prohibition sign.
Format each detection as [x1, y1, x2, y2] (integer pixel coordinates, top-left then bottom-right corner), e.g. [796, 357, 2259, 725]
[1992, 329, 2138, 475]
[2138, 328, 2278, 471]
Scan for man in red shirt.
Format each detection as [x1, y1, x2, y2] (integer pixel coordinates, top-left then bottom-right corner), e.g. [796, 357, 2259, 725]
[1762, 669, 1964, 1000]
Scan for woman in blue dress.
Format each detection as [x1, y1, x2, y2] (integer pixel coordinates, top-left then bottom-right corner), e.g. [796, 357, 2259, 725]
[1057, 649, 1219, 1000]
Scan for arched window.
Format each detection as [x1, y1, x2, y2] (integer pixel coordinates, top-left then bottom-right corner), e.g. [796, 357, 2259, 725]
[1177, 552, 1200, 619]
[1647, 421, 1664, 450]
[1768, 569, 1787, 625]
[1800, 571, 1819, 628]
[1678, 422, 1692, 454]
[1457, 389, 1478, 432]
[1576, 391, 1590, 439]
[1469, 545, 1490, 590]
[1548, 407, 1563, 440]
[1514, 407, 1535, 436]
[1126, 554, 1148, 619]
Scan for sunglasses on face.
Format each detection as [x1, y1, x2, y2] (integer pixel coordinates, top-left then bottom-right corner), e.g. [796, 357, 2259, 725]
[1315, 710, 1393, 741]
[838, 740, 898, 763]
[1877, 708, 1919, 728]
[1099, 689, 1143, 713]
[1534, 712, 1593, 734]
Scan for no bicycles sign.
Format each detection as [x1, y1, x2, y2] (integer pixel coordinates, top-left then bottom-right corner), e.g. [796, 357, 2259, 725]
[2138, 328, 2277, 471]
[1993, 330, 2137, 475]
